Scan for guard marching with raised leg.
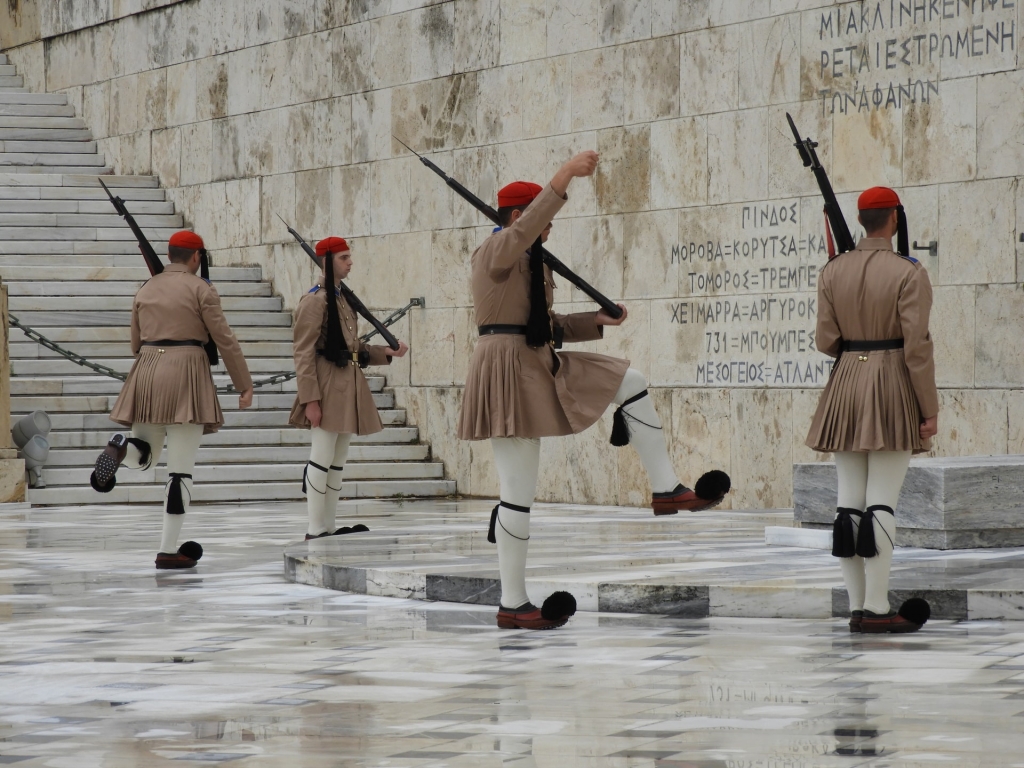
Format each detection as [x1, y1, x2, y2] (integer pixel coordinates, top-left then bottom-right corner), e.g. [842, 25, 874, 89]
[457, 152, 731, 631]
[92, 231, 254, 569]
[289, 237, 409, 540]
[806, 187, 939, 634]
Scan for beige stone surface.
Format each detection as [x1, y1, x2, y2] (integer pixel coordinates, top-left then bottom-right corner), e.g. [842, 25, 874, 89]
[7, 0, 1023, 510]
[0, 460, 26, 505]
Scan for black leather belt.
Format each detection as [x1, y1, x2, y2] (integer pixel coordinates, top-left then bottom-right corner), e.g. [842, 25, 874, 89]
[317, 350, 359, 361]
[841, 339, 904, 352]
[478, 324, 528, 336]
[142, 340, 204, 347]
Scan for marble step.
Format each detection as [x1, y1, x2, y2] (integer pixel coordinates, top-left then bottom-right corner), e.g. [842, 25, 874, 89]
[0, 65, 14, 75]
[28, 407, 405, 431]
[0, 265, 262, 280]
[9, 309, 290, 329]
[0, 212, 182, 227]
[0, 104, 77, 117]
[0, 128, 91, 141]
[10, 390, 394, 415]
[5, 279, 270, 296]
[8, 374, 302, 396]
[0, 91, 67, 105]
[0, 186, 165, 202]
[27, 478, 455, 505]
[0, 116, 87, 129]
[0, 76, 25, 88]
[0, 199, 173, 213]
[0, 54, 7, 65]
[44, 426, 420, 449]
[0, 164, 113, 174]
[0, 140, 96, 153]
[9, 324, 291, 344]
[0, 173, 158, 189]
[0, 253, 183, 266]
[38, 460, 442, 487]
[0, 152, 107, 167]
[8, 294, 282, 312]
[10, 353, 298, 376]
[8, 338, 295, 359]
[0, 242, 175, 256]
[0, 225, 178, 240]
[44, 443, 428, 467]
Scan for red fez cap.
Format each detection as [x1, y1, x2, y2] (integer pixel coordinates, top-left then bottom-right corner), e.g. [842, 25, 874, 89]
[497, 181, 543, 208]
[858, 186, 901, 210]
[168, 230, 204, 250]
[315, 236, 350, 256]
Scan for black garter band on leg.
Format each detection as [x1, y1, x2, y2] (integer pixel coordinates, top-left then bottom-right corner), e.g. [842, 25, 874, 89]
[610, 389, 661, 447]
[487, 500, 530, 544]
[326, 464, 344, 492]
[166, 473, 192, 515]
[302, 460, 328, 494]
[832, 505, 895, 558]
[857, 505, 895, 558]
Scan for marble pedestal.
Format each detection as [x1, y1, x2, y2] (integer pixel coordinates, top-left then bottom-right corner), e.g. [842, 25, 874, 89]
[0, 449, 26, 503]
[794, 455, 1024, 549]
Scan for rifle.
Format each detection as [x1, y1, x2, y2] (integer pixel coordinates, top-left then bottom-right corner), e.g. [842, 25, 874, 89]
[785, 113, 856, 258]
[276, 214, 401, 350]
[98, 178, 164, 276]
[394, 136, 624, 320]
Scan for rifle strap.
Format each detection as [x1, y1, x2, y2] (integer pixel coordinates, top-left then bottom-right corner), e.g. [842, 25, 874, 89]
[824, 209, 837, 260]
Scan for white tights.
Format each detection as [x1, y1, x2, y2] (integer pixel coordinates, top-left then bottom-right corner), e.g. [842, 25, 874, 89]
[834, 450, 912, 614]
[125, 423, 204, 554]
[305, 427, 352, 536]
[490, 368, 679, 609]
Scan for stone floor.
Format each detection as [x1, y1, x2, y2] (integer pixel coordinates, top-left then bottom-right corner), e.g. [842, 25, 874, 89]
[4, 502, 1024, 766]
[286, 500, 1024, 621]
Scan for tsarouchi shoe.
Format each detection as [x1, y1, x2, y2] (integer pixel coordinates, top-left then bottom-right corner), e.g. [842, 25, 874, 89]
[860, 599, 930, 634]
[155, 541, 203, 570]
[330, 524, 369, 535]
[496, 592, 577, 630]
[304, 532, 329, 540]
[849, 610, 864, 633]
[650, 471, 731, 515]
[90, 433, 129, 492]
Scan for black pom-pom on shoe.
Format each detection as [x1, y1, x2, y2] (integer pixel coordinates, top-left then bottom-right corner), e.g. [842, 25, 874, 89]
[694, 470, 731, 501]
[898, 597, 930, 626]
[350, 524, 369, 533]
[90, 470, 116, 493]
[540, 591, 577, 621]
[178, 541, 203, 562]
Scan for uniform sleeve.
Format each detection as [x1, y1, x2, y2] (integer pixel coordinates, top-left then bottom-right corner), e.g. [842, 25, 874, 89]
[551, 310, 604, 343]
[130, 298, 141, 356]
[361, 344, 393, 366]
[484, 185, 568, 273]
[292, 295, 323, 405]
[815, 269, 842, 358]
[899, 266, 939, 419]
[199, 284, 253, 392]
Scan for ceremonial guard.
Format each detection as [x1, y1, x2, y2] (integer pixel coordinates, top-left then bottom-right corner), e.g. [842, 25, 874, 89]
[458, 152, 730, 630]
[289, 237, 408, 539]
[91, 231, 254, 569]
[807, 187, 938, 634]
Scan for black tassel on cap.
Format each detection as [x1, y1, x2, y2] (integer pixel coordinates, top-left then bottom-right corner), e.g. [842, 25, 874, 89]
[525, 237, 552, 348]
[166, 472, 192, 515]
[199, 249, 220, 366]
[832, 507, 861, 558]
[896, 205, 910, 258]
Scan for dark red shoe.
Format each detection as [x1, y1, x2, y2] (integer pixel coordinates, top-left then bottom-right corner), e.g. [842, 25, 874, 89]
[155, 542, 202, 570]
[651, 485, 721, 515]
[849, 610, 864, 633]
[860, 611, 922, 634]
[305, 532, 328, 540]
[496, 603, 567, 630]
[90, 433, 129, 492]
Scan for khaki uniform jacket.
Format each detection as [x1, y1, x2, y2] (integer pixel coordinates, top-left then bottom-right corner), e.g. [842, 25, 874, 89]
[457, 184, 628, 440]
[287, 283, 391, 435]
[110, 263, 252, 434]
[806, 238, 938, 454]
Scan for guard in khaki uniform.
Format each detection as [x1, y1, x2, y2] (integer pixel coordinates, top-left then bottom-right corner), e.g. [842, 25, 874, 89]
[807, 187, 938, 634]
[92, 231, 254, 569]
[458, 152, 730, 631]
[289, 237, 408, 539]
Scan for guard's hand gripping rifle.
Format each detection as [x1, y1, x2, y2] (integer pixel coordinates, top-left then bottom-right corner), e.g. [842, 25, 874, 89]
[99, 178, 219, 366]
[99, 178, 164, 275]
[276, 214, 401, 350]
[786, 113, 856, 258]
[394, 137, 624, 320]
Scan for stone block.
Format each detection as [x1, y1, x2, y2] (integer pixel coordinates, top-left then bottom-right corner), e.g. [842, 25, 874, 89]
[730, 389, 793, 509]
[622, 210, 678, 299]
[0, 460, 25, 504]
[453, 307, 475, 387]
[570, 215, 624, 305]
[331, 20, 374, 96]
[498, 0, 547, 65]
[408, 3, 455, 82]
[928, 389, 1008, 458]
[352, 89, 392, 164]
[794, 455, 1024, 549]
[930, 285, 974, 388]
[938, 178, 1015, 285]
[370, 13, 413, 89]
[595, 125, 650, 214]
[331, 164, 372, 238]
[571, 47, 624, 132]
[975, 285, 1024, 387]
[903, 77, 976, 186]
[670, 387, 732, 505]
[623, 36, 678, 125]
[546, 131, 599, 218]
[411, 307, 455, 387]
[650, 116, 707, 209]
[831, 108, 903, 193]
[151, 127, 181, 188]
[429, 228, 474, 309]
[454, 0, 499, 72]
[767, 102, 831, 199]
[294, 168, 331, 239]
[979, 69, 1024, 180]
[164, 60, 197, 128]
[599, 0, 652, 45]
[370, 157, 412, 235]
[707, 108, 769, 204]
[651, 0, 708, 36]
[679, 25, 739, 116]
[476, 65, 524, 145]
[547, 0, 599, 56]
[738, 14, 800, 109]
[522, 56, 571, 139]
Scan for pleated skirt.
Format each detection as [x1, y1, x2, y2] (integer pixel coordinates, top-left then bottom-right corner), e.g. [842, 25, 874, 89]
[457, 334, 628, 440]
[287, 356, 383, 436]
[110, 346, 223, 434]
[806, 349, 928, 454]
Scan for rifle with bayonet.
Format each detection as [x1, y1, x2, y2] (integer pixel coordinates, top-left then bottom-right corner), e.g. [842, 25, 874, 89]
[276, 214, 401, 350]
[785, 113, 856, 259]
[99, 178, 164, 275]
[394, 136, 624, 320]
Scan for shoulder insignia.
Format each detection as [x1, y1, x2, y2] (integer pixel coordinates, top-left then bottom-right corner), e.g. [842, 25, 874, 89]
[899, 253, 919, 265]
[202, 278, 212, 285]
[308, 285, 321, 294]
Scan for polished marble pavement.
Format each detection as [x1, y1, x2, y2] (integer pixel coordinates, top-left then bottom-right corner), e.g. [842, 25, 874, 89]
[286, 500, 1024, 621]
[4, 503, 1024, 767]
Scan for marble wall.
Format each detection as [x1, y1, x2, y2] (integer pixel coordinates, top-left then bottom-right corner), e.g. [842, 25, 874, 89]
[5, 0, 1024, 508]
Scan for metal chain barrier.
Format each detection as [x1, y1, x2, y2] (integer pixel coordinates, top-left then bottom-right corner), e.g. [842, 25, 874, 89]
[7, 296, 425, 394]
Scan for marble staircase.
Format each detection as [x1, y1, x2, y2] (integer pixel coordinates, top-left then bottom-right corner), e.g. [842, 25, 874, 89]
[0, 53, 455, 505]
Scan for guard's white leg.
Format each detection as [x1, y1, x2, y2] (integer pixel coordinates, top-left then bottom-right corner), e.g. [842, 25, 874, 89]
[612, 368, 679, 493]
[127, 422, 165, 470]
[834, 451, 869, 612]
[490, 436, 541, 610]
[862, 451, 912, 615]
[159, 424, 203, 554]
[325, 433, 353, 532]
[305, 427, 336, 536]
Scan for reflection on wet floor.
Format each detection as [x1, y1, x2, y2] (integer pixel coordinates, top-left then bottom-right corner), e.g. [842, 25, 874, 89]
[1, 501, 1024, 767]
